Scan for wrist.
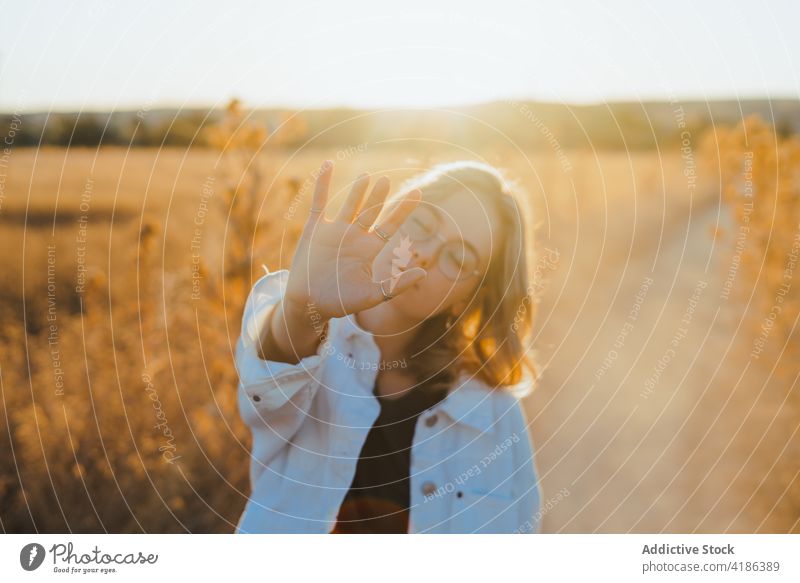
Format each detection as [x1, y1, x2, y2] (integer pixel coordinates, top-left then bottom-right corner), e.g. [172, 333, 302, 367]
[282, 297, 322, 331]
[276, 298, 329, 350]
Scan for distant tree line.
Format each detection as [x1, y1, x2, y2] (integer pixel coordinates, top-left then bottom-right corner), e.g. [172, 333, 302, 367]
[0, 110, 219, 148]
[1, 100, 797, 150]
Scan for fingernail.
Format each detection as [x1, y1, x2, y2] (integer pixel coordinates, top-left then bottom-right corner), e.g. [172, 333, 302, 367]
[322, 160, 332, 169]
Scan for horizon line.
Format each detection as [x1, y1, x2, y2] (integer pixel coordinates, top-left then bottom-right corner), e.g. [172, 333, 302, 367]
[3, 93, 800, 116]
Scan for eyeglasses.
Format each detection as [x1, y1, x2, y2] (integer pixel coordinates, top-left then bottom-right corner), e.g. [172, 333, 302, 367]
[400, 205, 483, 281]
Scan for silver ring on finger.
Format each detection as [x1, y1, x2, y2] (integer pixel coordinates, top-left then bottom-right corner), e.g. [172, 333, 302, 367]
[373, 226, 390, 242]
[379, 278, 394, 302]
[309, 207, 325, 214]
[355, 215, 371, 231]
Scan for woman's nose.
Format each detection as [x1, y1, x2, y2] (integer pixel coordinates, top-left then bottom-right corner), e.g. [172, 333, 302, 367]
[402, 235, 436, 269]
[412, 250, 428, 268]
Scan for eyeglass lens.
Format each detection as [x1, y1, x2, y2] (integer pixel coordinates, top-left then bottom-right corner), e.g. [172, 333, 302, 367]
[404, 206, 479, 280]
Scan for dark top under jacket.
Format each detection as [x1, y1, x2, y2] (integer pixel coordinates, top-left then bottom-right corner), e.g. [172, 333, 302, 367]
[332, 381, 448, 533]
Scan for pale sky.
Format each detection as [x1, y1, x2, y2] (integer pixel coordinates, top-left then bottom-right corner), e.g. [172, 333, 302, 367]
[1, 0, 798, 113]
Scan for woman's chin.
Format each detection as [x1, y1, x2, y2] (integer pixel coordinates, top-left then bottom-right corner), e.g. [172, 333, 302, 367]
[399, 280, 425, 301]
[390, 288, 439, 321]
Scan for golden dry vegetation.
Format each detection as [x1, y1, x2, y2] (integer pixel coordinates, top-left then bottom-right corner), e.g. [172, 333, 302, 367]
[0, 105, 797, 532]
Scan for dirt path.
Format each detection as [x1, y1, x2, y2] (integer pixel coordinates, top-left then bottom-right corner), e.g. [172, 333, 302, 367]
[528, 198, 799, 533]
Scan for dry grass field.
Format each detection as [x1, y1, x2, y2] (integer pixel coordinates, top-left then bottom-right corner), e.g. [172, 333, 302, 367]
[0, 114, 797, 532]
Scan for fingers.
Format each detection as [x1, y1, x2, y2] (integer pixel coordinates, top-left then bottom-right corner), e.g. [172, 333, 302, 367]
[371, 267, 427, 305]
[354, 175, 391, 227]
[299, 160, 332, 242]
[309, 160, 333, 223]
[335, 172, 370, 222]
[372, 188, 421, 240]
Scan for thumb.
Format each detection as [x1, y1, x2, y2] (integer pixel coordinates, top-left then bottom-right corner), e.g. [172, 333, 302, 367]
[375, 267, 427, 302]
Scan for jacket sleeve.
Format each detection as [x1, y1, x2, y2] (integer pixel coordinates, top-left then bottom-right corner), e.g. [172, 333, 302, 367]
[235, 268, 329, 431]
[510, 399, 543, 533]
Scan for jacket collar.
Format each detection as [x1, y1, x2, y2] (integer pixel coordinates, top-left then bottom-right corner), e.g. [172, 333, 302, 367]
[437, 375, 496, 435]
[337, 314, 497, 435]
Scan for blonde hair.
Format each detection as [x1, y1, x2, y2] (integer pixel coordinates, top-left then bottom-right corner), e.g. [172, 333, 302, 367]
[382, 160, 541, 396]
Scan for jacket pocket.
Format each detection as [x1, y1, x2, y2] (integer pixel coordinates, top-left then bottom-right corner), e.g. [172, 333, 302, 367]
[449, 488, 518, 534]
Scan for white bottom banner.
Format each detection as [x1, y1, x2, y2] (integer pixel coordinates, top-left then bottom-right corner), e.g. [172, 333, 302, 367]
[1, 534, 798, 582]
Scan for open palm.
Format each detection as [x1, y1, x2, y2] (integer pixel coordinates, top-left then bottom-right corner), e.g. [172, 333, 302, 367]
[284, 160, 427, 321]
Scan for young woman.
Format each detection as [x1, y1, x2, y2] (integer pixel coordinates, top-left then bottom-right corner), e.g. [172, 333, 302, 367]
[234, 159, 543, 534]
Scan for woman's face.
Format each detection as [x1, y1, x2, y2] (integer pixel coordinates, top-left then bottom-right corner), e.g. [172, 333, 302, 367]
[372, 190, 501, 324]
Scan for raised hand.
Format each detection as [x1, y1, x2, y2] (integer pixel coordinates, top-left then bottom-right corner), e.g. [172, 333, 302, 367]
[283, 160, 427, 322]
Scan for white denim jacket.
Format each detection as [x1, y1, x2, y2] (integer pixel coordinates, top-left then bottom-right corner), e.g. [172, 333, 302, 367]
[234, 269, 542, 534]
